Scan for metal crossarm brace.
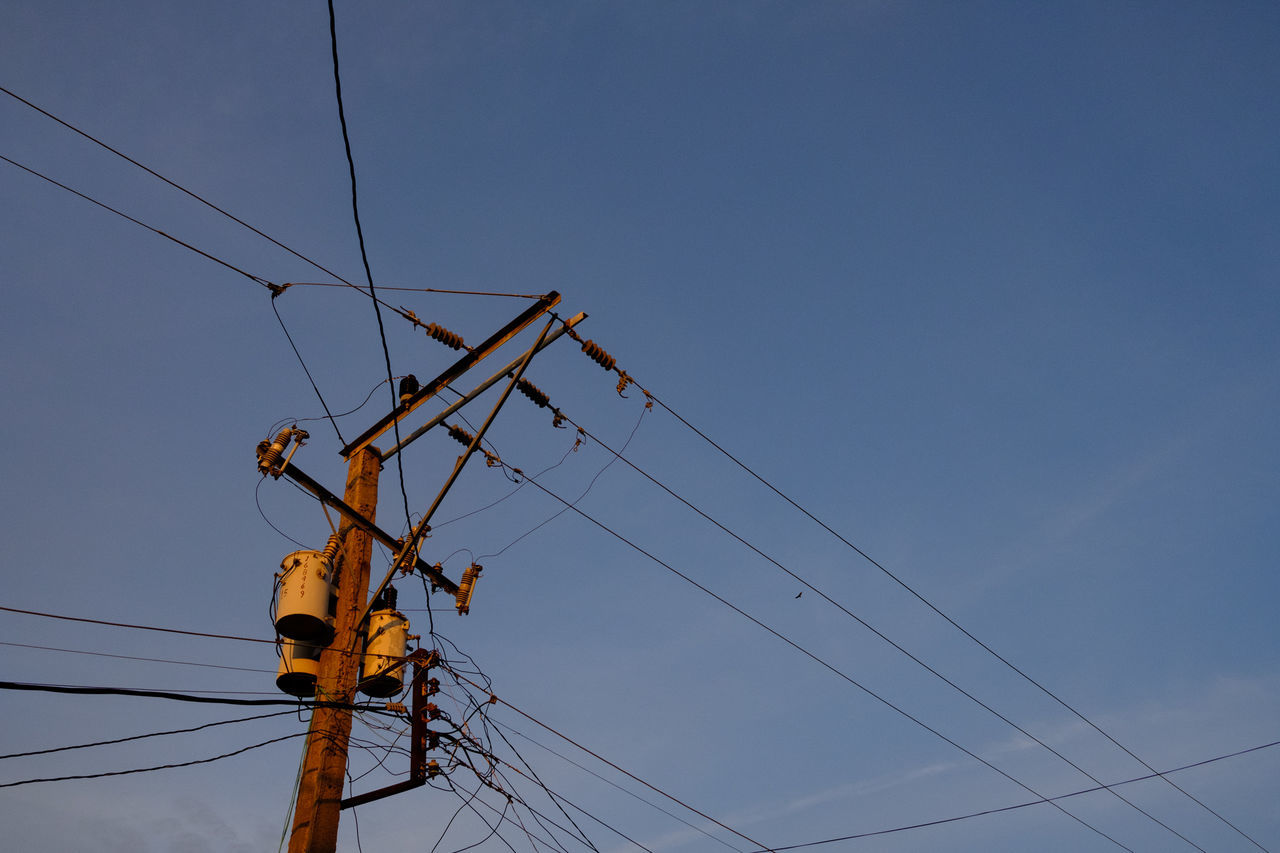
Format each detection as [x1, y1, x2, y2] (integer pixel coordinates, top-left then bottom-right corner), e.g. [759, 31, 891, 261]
[381, 311, 587, 460]
[340, 291, 561, 460]
[357, 318, 556, 632]
[279, 461, 459, 595]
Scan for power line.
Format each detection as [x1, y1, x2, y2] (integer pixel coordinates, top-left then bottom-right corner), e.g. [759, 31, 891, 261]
[0, 152, 274, 289]
[0, 680, 400, 713]
[283, 282, 546, 299]
[271, 294, 347, 444]
[0, 732, 308, 789]
[325, 0, 414, 542]
[643, 386, 1270, 852]
[491, 464, 1132, 850]
[0, 710, 299, 760]
[442, 665, 772, 853]
[496, 720, 742, 852]
[749, 737, 1280, 852]
[0, 84, 350, 285]
[0, 603, 276, 645]
[546, 410, 1206, 849]
[0, 639, 273, 674]
[566, 339, 1265, 852]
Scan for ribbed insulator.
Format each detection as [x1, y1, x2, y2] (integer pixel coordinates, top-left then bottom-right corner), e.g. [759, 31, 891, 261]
[425, 322, 465, 350]
[257, 427, 294, 471]
[320, 533, 341, 565]
[455, 563, 482, 614]
[580, 339, 616, 372]
[516, 378, 550, 408]
[447, 424, 474, 447]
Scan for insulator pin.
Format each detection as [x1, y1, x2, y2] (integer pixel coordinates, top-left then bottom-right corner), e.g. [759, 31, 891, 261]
[517, 378, 550, 408]
[580, 339, 616, 372]
[425, 322, 465, 350]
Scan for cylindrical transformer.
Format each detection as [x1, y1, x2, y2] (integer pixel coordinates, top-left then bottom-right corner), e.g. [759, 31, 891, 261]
[358, 609, 409, 698]
[275, 550, 335, 644]
[276, 639, 322, 697]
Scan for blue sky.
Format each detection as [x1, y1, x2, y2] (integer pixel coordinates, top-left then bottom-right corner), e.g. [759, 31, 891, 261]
[2, 2, 1278, 851]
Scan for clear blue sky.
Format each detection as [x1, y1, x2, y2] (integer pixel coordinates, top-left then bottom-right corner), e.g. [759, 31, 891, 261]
[2, 2, 1277, 851]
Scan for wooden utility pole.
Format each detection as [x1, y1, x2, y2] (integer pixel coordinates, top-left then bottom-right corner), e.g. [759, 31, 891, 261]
[288, 445, 380, 853]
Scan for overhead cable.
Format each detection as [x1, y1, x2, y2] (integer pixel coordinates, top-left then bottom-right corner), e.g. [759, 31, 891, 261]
[0, 680, 400, 715]
[0, 639, 273, 674]
[567, 334, 1265, 852]
[0, 732, 307, 789]
[0, 603, 276, 645]
[0, 710, 299, 760]
[325, 0, 414, 541]
[746, 737, 1280, 852]
[0, 153, 274, 289]
[0, 84, 348, 283]
[547, 410, 1206, 849]
[486, 467, 1131, 850]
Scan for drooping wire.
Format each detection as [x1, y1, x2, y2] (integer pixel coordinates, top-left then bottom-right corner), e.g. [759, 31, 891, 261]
[270, 295, 346, 444]
[346, 766, 365, 853]
[478, 408, 644, 561]
[267, 378, 392, 437]
[257, 470, 308, 549]
[325, 0, 413, 537]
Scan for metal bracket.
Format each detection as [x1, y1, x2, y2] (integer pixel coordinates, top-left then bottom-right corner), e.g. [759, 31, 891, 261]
[340, 649, 438, 810]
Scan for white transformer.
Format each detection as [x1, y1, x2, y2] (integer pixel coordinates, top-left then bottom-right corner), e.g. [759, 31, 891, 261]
[275, 549, 335, 644]
[358, 608, 409, 698]
[276, 639, 322, 697]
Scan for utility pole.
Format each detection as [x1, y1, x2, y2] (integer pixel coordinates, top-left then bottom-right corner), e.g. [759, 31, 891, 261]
[266, 295, 578, 850]
[287, 445, 380, 853]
